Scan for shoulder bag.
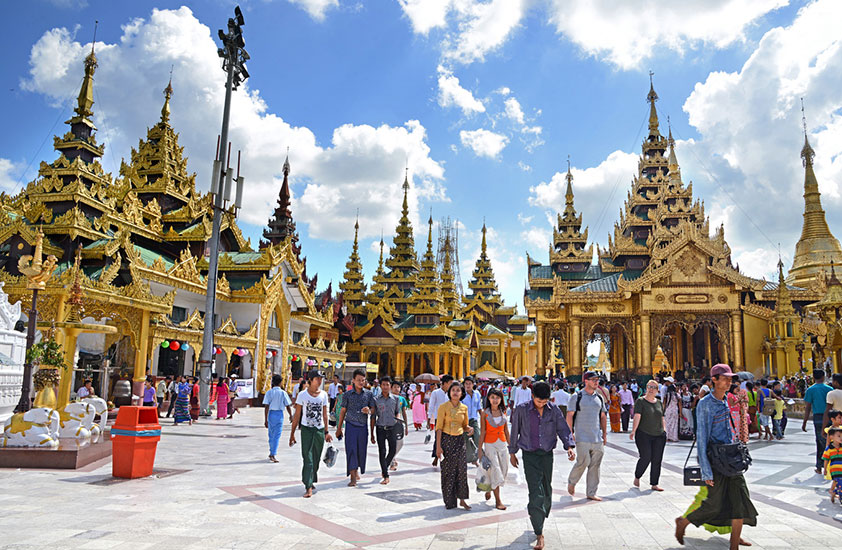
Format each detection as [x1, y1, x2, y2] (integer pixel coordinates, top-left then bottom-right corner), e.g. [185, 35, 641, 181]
[706, 411, 752, 477]
[683, 437, 705, 486]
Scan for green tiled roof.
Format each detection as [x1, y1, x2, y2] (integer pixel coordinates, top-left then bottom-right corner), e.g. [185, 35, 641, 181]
[483, 323, 506, 336]
[394, 315, 415, 329]
[570, 269, 643, 293]
[83, 239, 111, 249]
[525, 288, 552, 301]
[529, 265, 552, 279]
[220, 251, 263, 264]
[134, 245, 175, 270]
[227, 274, 262, 290]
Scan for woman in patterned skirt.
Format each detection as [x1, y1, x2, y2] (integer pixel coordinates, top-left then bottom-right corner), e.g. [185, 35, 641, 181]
[435, 381, 474, 510]
[173, 376, 192, 425]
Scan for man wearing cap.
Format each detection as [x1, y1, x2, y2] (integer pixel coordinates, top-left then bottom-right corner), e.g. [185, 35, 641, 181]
[675, 364, 756, 550]
[336, 369, 376, 487]
[566, 371, 608, 500]
[289, 369, 332, 498]
[660, 376, 674, 402]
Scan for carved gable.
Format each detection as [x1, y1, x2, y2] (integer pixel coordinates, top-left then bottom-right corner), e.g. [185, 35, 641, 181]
[669, 246, 709, 284]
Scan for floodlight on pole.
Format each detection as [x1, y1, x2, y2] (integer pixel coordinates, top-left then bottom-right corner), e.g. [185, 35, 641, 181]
[198, 5, 250, 414]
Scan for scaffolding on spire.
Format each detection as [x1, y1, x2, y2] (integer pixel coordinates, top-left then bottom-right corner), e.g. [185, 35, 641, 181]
[436, 217, 463, 299]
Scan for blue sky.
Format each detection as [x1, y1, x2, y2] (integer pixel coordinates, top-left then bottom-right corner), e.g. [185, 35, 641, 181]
[2, 0, 841, 309]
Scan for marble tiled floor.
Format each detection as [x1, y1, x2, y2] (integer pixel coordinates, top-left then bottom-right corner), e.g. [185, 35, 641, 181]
[0, 407, 839, 549]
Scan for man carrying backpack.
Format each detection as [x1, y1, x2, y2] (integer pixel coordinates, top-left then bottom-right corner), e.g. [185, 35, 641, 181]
[566, 371, 607, 500]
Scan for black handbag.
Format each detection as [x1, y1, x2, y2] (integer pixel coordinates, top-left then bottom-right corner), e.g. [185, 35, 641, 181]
[706, 412, 752, 477]
[683, 437, 705, 486]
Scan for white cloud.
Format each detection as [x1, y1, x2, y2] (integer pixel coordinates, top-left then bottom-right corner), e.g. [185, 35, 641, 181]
[459, 128, 508, 158]
[503, 97, 525, 124]
[286, 0, 339, 21]
[547, 0, 787, 70]
[0, 158, 23, 192]
[436, 65, 485, 115]
[399, 0, 530, 65]
[518, 161, 532, 172]
[678, 0, 842, 273]
[397, 0, 453, 34]
[21, 7, 446, 243]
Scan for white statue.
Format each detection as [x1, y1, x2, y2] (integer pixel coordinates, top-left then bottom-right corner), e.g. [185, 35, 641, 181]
[1, 407, 60, 448]
[58, 397, 108, 443]
[82, 397, 108, 443]
[0, 281, 24, 424]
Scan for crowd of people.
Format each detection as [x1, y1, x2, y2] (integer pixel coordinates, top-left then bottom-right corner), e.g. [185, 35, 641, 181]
[128, 362, 842, 550]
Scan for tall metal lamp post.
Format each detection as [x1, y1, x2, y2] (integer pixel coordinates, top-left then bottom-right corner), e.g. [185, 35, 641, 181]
[14, 228, 58, 413]
[198, 5, 249, 413]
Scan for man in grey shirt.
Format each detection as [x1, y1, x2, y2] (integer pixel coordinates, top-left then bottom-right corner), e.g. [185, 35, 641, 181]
[370, 377, 401, 485]
[566, 371, 608, 500]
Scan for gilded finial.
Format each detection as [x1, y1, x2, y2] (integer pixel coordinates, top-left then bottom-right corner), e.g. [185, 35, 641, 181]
[481, 221, 487, 254]
[647, 71, 660, 135]
[283, 147, 291, 176]
[74, 21, 99, 120]
[800, 98, 815, 167]
[161, 70, 173, 123]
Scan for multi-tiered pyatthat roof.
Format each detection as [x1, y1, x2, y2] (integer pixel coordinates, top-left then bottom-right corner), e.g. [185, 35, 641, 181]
[382, 173, 421, 316]
[407, 216, 445, 319]
[601, 80, 706, 273]
[339, 218, 366, 317]
[786, 134, 842, 288]
[550, 161, 592, 274]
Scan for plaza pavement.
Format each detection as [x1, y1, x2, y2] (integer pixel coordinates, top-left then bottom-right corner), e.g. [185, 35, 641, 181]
[0, 406, 839, 549]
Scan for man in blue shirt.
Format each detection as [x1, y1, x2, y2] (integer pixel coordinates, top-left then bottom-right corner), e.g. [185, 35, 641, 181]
[462, 376, 482, 465]
[263, 374, 293, 463]
[675, 364, 756, 550]
[802, 369, 832, 473]
[336, 369, 376, 486]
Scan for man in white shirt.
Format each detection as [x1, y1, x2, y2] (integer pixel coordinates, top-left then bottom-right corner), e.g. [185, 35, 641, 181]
[513, 377, 533, 408]
[428, 374, 453, 466]
[551, 381, 570, 416]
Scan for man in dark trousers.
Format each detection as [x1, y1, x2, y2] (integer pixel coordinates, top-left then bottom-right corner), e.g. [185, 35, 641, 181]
[509, 381, 575, 550]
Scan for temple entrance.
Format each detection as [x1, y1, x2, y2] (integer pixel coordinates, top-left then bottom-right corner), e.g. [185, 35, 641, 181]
[583, 321, 633, 381]
[657, 320, 725, 379]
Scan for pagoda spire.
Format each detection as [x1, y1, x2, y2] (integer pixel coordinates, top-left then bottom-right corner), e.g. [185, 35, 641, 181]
[563, 157, 576, 219]
[74, 39, 98, 124]
[439, 229, 459, 320]
[463, 222, 502, 312]
[383, 171, 420, 316]
[787, 105, 842, 287]
[262, 150, 300, 254]
[775, 258, 795, 316]
[339, 215, 366, 315]
[161, 76, 173, 124]
[409, 214, 444, 316]
[647, 71, 660, 137]
[551, 157, 591, 272]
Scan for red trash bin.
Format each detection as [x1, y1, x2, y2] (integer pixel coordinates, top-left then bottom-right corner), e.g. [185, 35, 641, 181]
[111, 406, 161, 479]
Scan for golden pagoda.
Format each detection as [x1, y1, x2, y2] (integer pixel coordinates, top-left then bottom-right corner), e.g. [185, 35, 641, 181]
[339, 177, 532, 380]
[526, 78, 831, 381]
[0, 54, 343, 400]
[786, 134, 842, 288]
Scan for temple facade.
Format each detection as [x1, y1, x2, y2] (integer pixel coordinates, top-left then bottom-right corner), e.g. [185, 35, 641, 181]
[0, 49, 343, 401]
[526, 81, 837, 380]
[334, 176, 534, 380]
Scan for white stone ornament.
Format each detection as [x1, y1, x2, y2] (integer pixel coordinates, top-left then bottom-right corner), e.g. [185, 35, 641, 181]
[1, 407, 60, 448]
[0, 281, 24, 424]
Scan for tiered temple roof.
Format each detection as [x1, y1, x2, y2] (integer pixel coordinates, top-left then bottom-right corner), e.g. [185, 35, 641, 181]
[338, 218, 366, 317]
[550, 162, 592, 274]
[381, 173, 420, 316]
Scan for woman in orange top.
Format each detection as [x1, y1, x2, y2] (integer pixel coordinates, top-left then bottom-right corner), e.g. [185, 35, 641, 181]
[478, 388, 510, 510]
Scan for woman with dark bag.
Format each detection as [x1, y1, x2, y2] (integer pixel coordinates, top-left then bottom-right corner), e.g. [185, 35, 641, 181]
[630, 380, 667, 491]
[675, 364, 756, 550]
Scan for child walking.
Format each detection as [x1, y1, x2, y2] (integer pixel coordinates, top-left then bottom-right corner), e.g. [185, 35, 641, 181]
[822, 427, 842, 503]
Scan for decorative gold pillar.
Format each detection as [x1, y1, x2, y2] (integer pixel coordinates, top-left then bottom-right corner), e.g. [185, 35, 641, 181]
[570, 318, 582, 376]
[634, 320, 641, 369]
[536, 323, 544, 376]
[684, 328, 693, 370]
[57, 327, 83, 408]
[133, 309, 151, 399]
[731, 312, 743, 369]
[433, 351, 440, 376]
[397, 351, 404, 380]
[521, 342, 527, 378]
[640, 314, 651, 372]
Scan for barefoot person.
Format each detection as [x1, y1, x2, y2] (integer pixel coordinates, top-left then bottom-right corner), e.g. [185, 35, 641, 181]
[263, 374, 293, 463]
[336, 369, 375, 486]
[435, 381, 474, 510]
[370, 377, 401, 485]
[478, 388, 510, 510]
[675, 364, 757, 550]
[289, 370, 332, 498]
[566, 371, 607, 501]
[509, 381, 576, 550]
[630, 380, 667, 491]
